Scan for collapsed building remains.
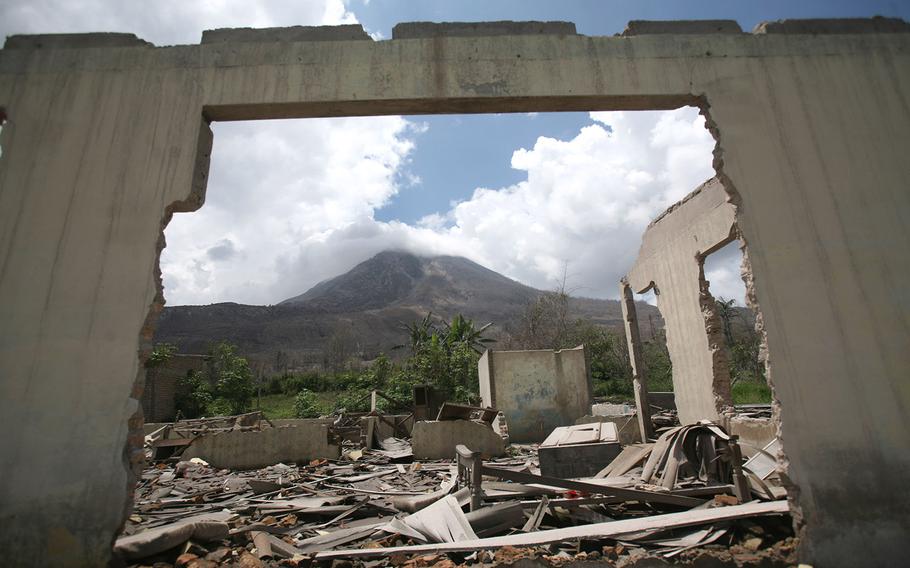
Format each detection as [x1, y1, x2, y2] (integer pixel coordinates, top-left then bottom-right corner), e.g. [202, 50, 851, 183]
[1, 16, 909, 567]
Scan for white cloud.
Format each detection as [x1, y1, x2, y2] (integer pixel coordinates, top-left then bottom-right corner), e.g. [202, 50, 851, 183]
[187, 107, 737, 308]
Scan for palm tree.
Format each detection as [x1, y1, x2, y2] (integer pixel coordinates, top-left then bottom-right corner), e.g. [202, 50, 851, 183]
[441, 314, 496, 354]
[714, 297, 739, 346]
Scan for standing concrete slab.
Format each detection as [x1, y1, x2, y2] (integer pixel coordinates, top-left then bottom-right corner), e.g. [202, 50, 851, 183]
[479, 346, 592, 443]
[626, 178, 736, 425]
[1, 19, 909, 566]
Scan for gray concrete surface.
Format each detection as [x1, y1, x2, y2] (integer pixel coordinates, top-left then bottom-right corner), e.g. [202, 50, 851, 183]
[411, 420, 505, 460]
[627, 178, 736, 424]
[0, 19, 908, 566]
[180, 424, 340, 470]
[479, 346, 592, 443]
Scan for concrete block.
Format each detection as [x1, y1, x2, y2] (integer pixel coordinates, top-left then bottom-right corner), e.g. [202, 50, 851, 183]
[393, 21, 576, 40]
[622, 20, 742, 36]
[3, 33, 152, 50]
[753, 17, 910, 35]
[202, 25, 371, 44]
[576, 414, 642, 446]
[539, 423, 622, 478]
[412, 420, 505, 460]
[180, 424, 340, 469]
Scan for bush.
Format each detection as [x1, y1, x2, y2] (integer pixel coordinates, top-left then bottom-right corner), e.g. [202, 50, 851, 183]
[294, 389, 324, 418]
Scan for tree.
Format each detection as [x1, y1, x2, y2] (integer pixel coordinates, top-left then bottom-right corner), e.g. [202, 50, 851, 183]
[174, 369, 212, 419]
[323, 323, 355, 374]
[398, 313, 494, 403]
[208, 342, 254, 415]
[714, 297, 739, 346]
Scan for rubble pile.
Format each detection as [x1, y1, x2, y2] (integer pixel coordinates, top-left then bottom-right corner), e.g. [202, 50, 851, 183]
[120, 410, 794, 567]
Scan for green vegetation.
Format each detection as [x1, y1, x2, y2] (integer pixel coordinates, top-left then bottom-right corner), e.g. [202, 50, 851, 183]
[246, 313, 497, 419]
[150, 341, 256, 419]
[732, 380, 772, 404]
[154, 294, 772, 420]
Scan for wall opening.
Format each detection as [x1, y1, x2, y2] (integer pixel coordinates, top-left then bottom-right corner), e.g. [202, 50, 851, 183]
[703, 239, 770, 407]
[146, 107, 715, 428]
[125, 99, 789, 559]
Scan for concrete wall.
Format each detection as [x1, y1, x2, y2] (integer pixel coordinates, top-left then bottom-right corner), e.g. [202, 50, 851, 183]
[480, 346, 592, 443]
[180, 424, 340, 470]
[411, 420, 506, 460]
[627, 178, 737, 424]
[1, 19, 909, 566]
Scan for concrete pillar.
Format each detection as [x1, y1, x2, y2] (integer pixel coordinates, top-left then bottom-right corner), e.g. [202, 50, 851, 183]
[620, 279, 653, 442]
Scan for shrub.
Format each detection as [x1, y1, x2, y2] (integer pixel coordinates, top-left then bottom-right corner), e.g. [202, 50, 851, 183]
[294, 389, 324, 418]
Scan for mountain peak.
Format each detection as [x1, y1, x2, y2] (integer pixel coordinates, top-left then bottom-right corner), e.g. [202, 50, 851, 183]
[278, 250, 536, 315]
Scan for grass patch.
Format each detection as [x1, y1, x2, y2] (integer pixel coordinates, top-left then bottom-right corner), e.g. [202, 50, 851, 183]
[732, 381, 772, 404]
[254, 391, 343, 419]
[255, 393, 297, 419]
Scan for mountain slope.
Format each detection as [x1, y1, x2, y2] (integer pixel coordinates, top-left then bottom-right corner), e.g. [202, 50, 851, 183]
[155, 251, 662, 371]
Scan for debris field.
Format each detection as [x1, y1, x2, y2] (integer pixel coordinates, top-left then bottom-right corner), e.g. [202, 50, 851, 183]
[122, 408, 794, 567]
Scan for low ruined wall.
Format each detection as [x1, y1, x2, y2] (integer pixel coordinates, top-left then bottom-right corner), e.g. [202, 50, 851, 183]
[480, 346, 592, 443]
[412, 420, 505, 460]
[180, 424, 340, 469]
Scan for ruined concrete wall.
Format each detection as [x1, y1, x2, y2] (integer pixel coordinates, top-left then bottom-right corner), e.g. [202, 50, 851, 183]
[479, 346, 592, 443]
[412, 420, 506, 460]
[180, 424, 340, 469]
[1, 20, 909, 566]
[627, 178, 736, 424]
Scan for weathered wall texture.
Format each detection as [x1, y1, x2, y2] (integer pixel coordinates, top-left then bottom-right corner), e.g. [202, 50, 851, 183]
[0, 19, 909, 567]
[180, 424, 340, 469]
[479, 346, 592, 443]
[411, 419, 506, 460]
[626, 178, 737, 424]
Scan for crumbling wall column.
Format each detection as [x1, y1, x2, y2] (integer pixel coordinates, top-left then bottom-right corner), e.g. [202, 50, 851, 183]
[619, 278, 653, 442]
[626, 178, 737, 424]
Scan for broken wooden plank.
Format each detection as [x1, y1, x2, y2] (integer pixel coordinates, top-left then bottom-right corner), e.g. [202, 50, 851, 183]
[314, 500, 790, 559]
[479, 465, 704, 508]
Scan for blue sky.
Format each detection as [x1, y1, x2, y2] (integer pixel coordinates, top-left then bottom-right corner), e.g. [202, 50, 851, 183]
[354, 0, 909, 39]
[369, 0, 910, 224]
[2, 1, 907, 306]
